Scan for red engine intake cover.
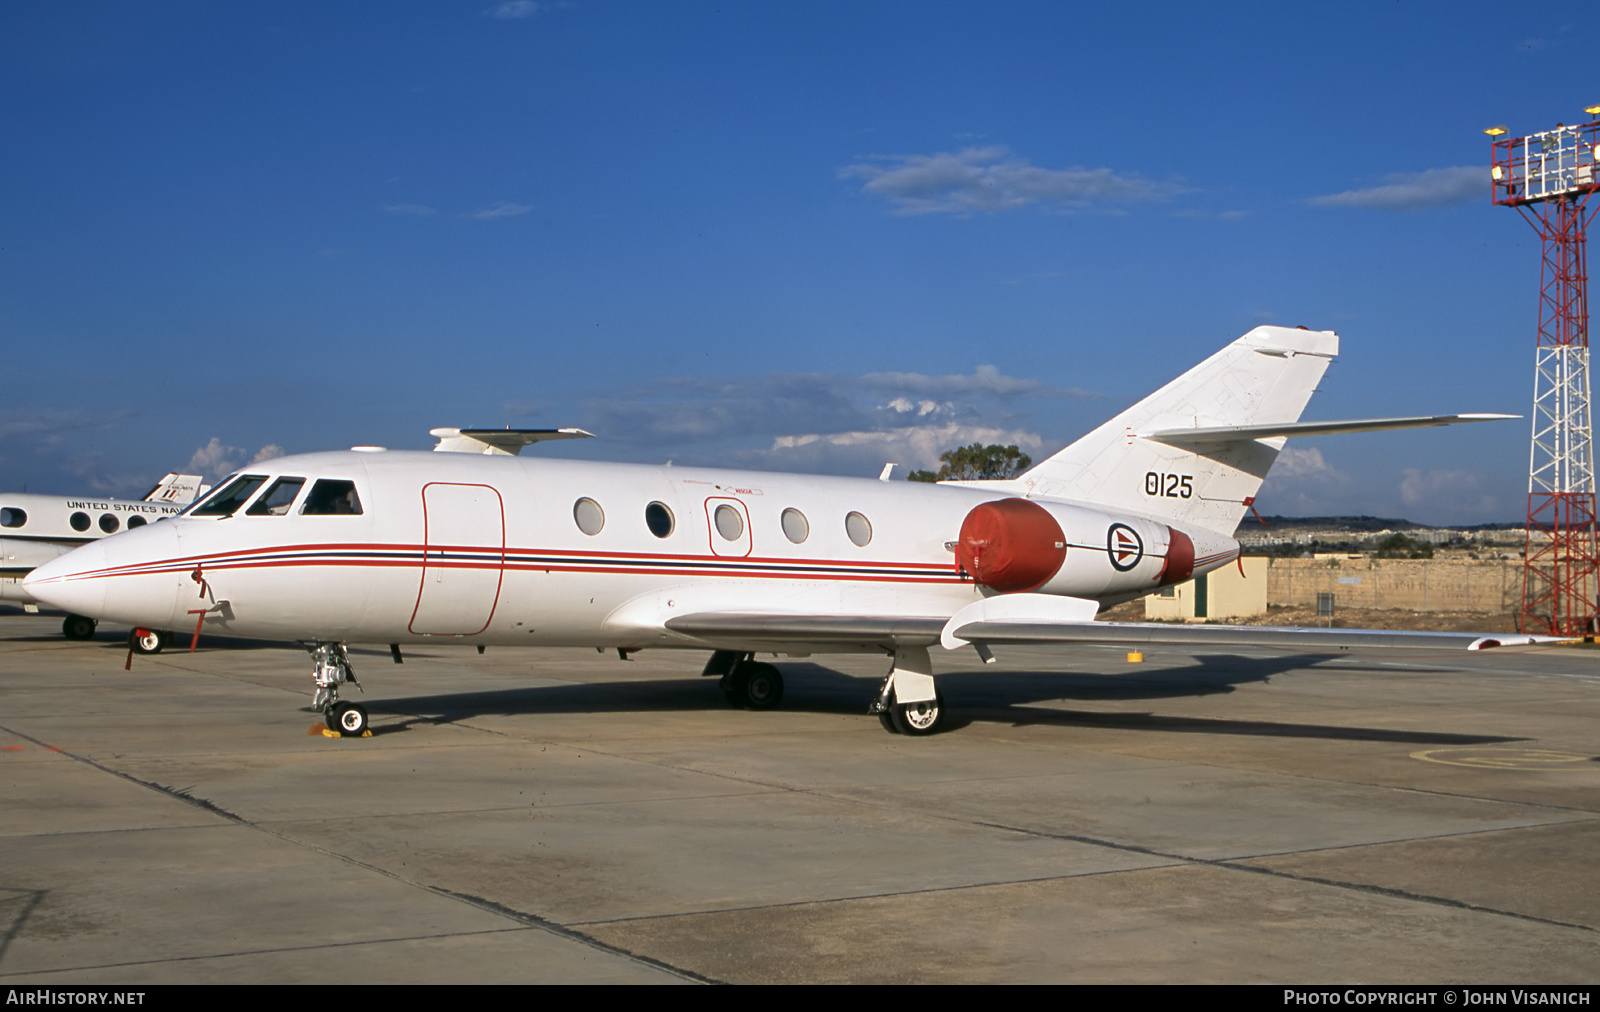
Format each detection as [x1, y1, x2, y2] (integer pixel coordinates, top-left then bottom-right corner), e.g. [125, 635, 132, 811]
[956, 498, 1068, 593]
[1158, 526, 1195, 585]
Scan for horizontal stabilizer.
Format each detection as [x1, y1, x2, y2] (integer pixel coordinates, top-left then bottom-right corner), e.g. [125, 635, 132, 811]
[1140, 413, 1517, 447]
[430, 427, 596, 455]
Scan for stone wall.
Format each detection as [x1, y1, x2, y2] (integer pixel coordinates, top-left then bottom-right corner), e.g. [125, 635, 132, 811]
[1266, 557, 1522, 613]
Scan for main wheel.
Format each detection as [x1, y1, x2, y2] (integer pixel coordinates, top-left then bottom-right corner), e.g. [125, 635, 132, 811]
[129, 628, 166, 654]
[62, 615, 97, 640]
[740, 662, 784, 710]
[889, 691, 945, 736]
[327, 701, 369, 737]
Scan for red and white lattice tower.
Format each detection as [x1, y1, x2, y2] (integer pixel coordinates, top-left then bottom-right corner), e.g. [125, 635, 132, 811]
[1490, 115, 1600, 635]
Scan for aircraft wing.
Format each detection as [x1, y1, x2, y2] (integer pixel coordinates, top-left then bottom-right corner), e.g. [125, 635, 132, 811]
[430, 427, 597, 455]
[665, 613, 946, 648]
[664, 598, 1565, 654]
[944, 619, 1558, 653]
[1140, 413, 1516, 447]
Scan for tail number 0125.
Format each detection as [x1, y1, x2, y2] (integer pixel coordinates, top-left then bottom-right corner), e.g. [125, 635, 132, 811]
[1144, 472, 1193, 499]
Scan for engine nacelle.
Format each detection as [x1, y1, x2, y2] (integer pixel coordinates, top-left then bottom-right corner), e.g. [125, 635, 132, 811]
[955, 497, 1235, 600]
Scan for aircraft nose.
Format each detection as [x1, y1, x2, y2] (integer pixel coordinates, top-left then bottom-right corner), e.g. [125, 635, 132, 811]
[23, 540, 109, 618]
[24, 520, 184, 628]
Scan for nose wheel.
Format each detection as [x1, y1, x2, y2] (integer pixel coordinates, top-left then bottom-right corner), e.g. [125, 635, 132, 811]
[129, 628, 172, 654]
[326, 701, 370, 737]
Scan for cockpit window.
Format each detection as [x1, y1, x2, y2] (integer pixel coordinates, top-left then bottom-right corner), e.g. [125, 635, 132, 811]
[301, 479, 363, 516]
[246, 477, 306, 516]
[190, 474, 269, 518]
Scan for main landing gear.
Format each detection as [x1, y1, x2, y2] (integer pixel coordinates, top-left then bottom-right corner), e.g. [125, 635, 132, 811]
[62, 614, 96, 640]
[307, 642, 367, 737]
[869, 645, 945, 736]
[704, 651, 785, 709]
[703, 645, 946, 734]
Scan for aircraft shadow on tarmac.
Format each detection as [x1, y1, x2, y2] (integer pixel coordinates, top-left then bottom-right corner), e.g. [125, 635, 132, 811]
[364, 654, 1522, 746]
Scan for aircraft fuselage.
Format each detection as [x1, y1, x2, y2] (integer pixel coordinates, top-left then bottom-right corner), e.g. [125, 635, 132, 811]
[24, 448, 1237, 652]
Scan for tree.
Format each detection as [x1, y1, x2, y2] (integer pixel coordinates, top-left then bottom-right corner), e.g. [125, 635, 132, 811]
[1374, 532, 1433, 559]
[907, 443, 1033, 483]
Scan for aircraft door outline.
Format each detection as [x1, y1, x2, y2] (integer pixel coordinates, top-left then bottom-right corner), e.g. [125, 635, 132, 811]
[410, 482, 506, 636]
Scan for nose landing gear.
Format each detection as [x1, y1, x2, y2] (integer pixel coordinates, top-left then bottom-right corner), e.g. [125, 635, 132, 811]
[306, 642, 367, 737]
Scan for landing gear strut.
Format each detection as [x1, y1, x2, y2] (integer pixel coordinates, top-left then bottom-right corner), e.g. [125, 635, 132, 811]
[307, 642, 367, 736]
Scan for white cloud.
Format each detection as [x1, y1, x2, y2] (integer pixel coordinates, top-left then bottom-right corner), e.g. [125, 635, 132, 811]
[862, 364, 1063, 397]
[465, 202, 534, 220]
[187, 439, 285, 481]
[1309, 166, 1484, 210]
[1399, 467, 1499, 515]
[840, 146, 1185, 215]
[763, 424, 1044, 475]
[578, 366, 1083, 478]
[486, 1, 540, 18]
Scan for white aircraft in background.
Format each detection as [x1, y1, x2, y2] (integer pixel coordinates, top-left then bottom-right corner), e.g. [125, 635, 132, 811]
[24, 327, 1539, 737]
[2, 473, 208, 643]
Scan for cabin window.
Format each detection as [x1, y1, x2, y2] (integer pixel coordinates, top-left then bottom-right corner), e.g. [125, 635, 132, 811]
[301, 479, 363, 516]
[845, 511, 872, 547]
[713, 504, 744, 541]
[70, 511, 91, 532]
[645, 501, 674, 538]
[99, 514, 119, 534]
[247, 477, 306, 516]
[127, 516, 147, 529]
[191, 475, 269, 518]
[0, 508, 24, 528]
[573, 497, 605, 535]
[781, 507, 809, 544]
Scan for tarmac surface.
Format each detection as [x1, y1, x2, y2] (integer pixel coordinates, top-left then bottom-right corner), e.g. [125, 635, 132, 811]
[0, 608, 1597, 984]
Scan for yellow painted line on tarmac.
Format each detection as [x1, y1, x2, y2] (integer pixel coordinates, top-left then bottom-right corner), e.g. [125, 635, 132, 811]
[1410, 747, 1599, 771]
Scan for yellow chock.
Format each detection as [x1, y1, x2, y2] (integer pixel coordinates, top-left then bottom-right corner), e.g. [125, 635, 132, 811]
[1127, 651, 1144, 663]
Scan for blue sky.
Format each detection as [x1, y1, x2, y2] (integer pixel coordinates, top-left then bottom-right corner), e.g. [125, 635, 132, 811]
[2, 1, 1595, 525]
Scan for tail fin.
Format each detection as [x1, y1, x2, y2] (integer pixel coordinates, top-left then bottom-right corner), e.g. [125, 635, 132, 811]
[141, 473, 208, 505]
[1016, 326, 1338, 534]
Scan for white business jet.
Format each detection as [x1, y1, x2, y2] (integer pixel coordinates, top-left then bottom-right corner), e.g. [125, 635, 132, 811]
[2, 473, 208, 641]
[23, 327, 1535, 737]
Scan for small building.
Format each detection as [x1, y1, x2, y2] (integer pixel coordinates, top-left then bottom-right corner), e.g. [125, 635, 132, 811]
[1144, 556, 1268, 621]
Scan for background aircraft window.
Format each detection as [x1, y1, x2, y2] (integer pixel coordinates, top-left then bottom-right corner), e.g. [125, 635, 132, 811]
[301, 479, 363, 516]
[192, 475, 268, 517]
[70, 511, 90, 532]
[573, 497, 605, 535]
[645, 501, 674, 538]
[845, 511, 873, 547]
[714, 504, 744, 541]
[0, 508, 25, 528]
[247, 477, 307, 516]
[781, 507, 809, 544]
[99, 514, 119, 534]
[127, 516, 147, 529]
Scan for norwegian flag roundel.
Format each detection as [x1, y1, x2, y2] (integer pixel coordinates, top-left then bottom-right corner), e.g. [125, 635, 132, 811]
[1106, 523, 1144, 572]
